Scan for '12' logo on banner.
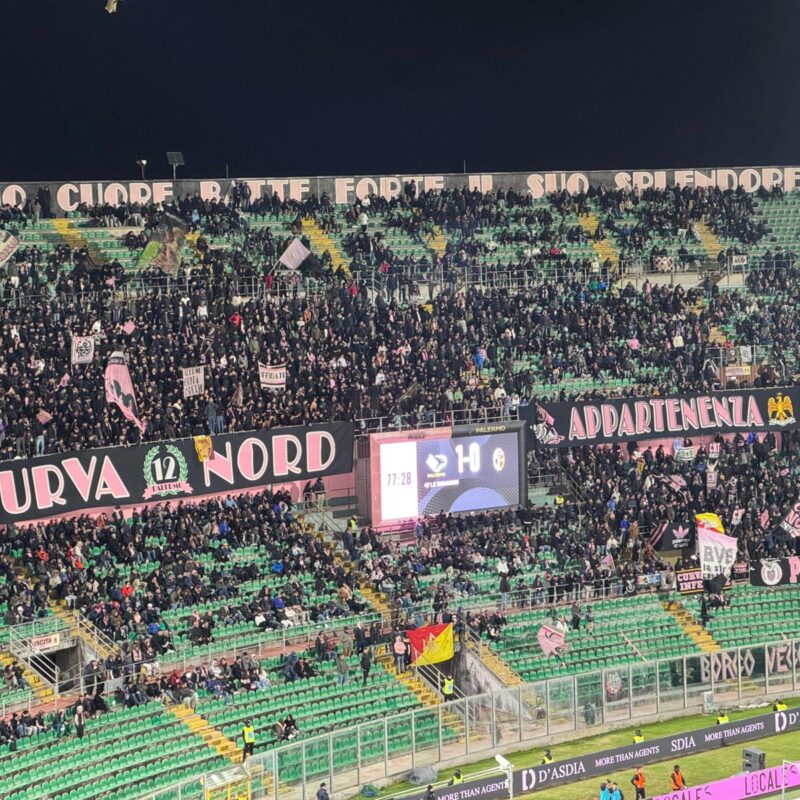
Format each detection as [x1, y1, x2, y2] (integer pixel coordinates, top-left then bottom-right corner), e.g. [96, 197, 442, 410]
[143, 444, 194, 499]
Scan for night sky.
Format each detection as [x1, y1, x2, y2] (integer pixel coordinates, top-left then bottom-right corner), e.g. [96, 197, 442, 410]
[4, 0, 798, 182]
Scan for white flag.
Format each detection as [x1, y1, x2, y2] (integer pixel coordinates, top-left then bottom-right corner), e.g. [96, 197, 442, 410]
[182, 366, 205, 398]
[259, 363, 286, 391]
[697, 528, 738, 580]
[278, 239, 311, 270]
[71, 336, 95, 365]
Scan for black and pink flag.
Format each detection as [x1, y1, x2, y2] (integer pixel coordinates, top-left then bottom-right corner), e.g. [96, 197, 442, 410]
[104, 351, 146, 433]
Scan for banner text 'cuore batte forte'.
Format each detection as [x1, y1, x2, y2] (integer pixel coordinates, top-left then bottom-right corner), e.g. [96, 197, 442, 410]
[526, 387, 800, 449]
[3, 164, 800, 212]
[0, 423, 353, 524]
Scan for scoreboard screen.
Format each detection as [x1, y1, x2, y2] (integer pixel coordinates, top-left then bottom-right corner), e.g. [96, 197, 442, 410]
[370, 424, 525, 525]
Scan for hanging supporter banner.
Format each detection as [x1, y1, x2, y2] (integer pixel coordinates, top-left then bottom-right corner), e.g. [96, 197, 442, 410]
[70, 335, 95, 365]
[697, 534, 739, 582]
[104, 351, 146, 433]
[697, 519, 738, 581]
[778, 499, 800, 538]
[0, 421, 354, 524]
[536, 624, 566, 656]
[5, 165, 800, 215]
[524, 387, 800, 449]
[259, 363, 287, 391]
[750, 557, 800, 587]
[182, 366, 205, 398]
[406, 623, 454, 666]
[650, 521, 693, 551]
[0, 230, 19, 267]
[675, 568, 706, 594]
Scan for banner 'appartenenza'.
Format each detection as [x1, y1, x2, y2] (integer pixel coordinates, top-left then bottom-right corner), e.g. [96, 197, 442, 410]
[525, 387, 800, 449]
[0, 422, 353, 524]
[3, 164, 800, 213]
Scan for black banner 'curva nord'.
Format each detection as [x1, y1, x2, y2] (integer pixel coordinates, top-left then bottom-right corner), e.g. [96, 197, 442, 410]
[0, 422, 353, 524]
[524, 387, 800, 449]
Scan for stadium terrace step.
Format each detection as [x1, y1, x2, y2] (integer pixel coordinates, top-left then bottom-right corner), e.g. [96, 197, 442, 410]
[381, 659, 441, 708]
[301, 217, 350, 276]
[47, 602, 119, 662]
[427, 224, 448, 258]
[170, 703, 242, 763]
[52, 218, 106, 265]
[472, 640, 524, 687]
[661, 600, 721, 653]
[694, 219, 725, 262]
[359, 585, 392, 618]
[576, 210, 619, 264]
[0, 650, 54, 704]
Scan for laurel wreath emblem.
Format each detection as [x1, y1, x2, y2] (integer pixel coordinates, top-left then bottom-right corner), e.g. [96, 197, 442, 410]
[143, 444, 189, 497]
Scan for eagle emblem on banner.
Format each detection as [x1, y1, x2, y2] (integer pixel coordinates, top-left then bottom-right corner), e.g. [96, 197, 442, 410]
[768, 394, 796, 426]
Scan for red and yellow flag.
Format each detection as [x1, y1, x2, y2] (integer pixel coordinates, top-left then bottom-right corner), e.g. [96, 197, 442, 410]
[406, 623, 454, 666]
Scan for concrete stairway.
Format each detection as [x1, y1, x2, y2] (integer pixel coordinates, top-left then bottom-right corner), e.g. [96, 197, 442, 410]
[662, 600, 721, 653]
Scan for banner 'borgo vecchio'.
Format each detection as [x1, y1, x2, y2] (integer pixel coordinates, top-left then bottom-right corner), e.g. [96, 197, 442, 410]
[0, 422, 353, 524]
[526, 387, 800, 449]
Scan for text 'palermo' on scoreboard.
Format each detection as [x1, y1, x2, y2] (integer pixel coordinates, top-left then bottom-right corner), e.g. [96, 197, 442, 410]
[367, 422, 527, 527]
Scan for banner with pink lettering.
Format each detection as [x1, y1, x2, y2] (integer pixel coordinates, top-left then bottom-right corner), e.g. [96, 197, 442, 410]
[652, 762, 800, 800]
[524, 387, 800, 449]
[0, 421, 353, 524]
[104, 351, 146, 433]
[0, 231, 19, 267]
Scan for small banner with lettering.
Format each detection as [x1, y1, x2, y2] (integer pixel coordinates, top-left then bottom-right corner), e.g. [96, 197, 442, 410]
[71, 335, 95, 365]
[182, 366, 205, 398]
[779, 500, 800, 538]
[259, 363, 287, 391]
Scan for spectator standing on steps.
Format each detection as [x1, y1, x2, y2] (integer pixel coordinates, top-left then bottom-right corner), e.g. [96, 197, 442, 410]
[360, 649, 372, 686]
[336, 653, 349, 687]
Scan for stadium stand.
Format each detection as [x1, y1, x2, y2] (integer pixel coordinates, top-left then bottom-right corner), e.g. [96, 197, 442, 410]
[1, 179, 800, 800]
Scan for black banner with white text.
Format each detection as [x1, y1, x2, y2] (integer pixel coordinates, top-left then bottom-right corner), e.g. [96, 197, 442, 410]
[525, 387, 800, 449]
[0, 422, 353, 524]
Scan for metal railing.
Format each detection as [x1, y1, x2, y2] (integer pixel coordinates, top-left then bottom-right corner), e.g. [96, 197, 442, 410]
[132, 634, 800, 800]
[354, 405, 519, 436]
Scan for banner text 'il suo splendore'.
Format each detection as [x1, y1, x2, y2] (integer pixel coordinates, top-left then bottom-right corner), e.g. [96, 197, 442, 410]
[525, 387, 800, 448]
[0, 423, 353, 524]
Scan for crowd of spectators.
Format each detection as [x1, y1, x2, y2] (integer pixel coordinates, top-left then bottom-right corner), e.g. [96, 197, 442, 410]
[4, 257, 800, 459]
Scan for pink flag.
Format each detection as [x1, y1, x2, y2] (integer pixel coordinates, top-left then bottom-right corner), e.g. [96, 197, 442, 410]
[760, 508, 769, 529]
[602, 553, 615, 570]
[628, 338, 640, 350]
[537, 624, 566, 656]
[104, 351, 146, 433]
[122, 320, 136, 335]
[58, 373, 71, 388]
[36, 409, 53, 424]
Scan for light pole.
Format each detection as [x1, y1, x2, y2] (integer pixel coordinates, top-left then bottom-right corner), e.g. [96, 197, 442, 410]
[136, 159, 147, 180]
